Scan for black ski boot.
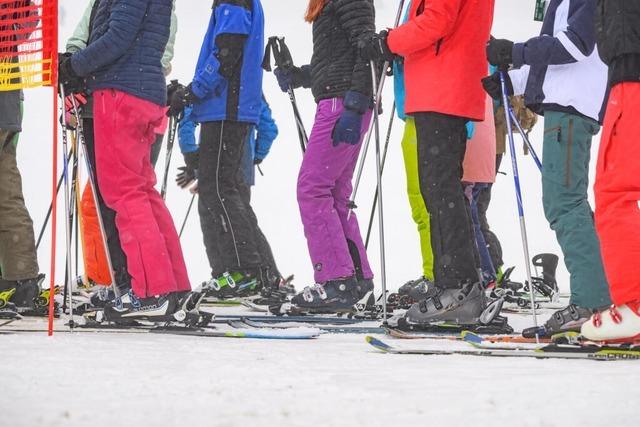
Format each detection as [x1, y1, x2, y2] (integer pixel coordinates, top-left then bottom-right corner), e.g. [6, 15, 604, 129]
[287, 276, 364, 314]
[101, 290, 205, 325]
[0, 274, 45, 313]
[404, 281, 503, 326]
[389, 276, 436, 309]
[522, 304, 599, 338]
[201, 270, 262, 300]
[252, 271, 296, 306]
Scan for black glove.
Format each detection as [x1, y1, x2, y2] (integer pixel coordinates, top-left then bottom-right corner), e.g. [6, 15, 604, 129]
[486, 38, 514, 68]
[58, 52, 84, 94]
[176, 151, 199, 189]
[167, 83, 195, 118]
[253, 157, 263, 165]
[273, 65, 311, 93]
[359, 30, 395, 63]
[482, 71, 514, 101]
[166, 79, 182, 106]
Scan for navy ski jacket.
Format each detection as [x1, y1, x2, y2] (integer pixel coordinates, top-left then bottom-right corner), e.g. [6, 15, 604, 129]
[508, 0, 608, 122]
[189, 0, 264, 125]
[70, 0, 172, 106]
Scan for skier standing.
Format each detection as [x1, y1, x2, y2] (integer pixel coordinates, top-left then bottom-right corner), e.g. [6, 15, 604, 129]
[0, 0, 44, 312]
[168, 0, 287, 300]
[273, 0, 376, 313]
[58, 0, 192, 320]
[360, 0, 494, 325]
[484, 0, 611, 336]
[64, 0, 177, 302]
[581, 0, 640, 342]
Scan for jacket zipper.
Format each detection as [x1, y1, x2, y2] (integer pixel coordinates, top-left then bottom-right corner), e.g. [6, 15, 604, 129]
[565, 119, 573, 187]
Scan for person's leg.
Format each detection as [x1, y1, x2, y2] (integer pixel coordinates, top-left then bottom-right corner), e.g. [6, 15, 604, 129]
[82, 118, 131, 291]
[0, 135, 38, 280]
[401, 117, 434, 280]
[93, 89, 188, 297]
[542, 111, 610, 309]
[594, 83, 640, 306]
[414, 112, 479, 289]
[197, 120, 263, 276]
[297, 99, 365, 283]
[468, 183, 496, 281]
[332, 110, 374, 281]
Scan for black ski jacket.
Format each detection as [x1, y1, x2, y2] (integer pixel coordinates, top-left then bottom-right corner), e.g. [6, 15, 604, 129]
[596, 0, 640, 87]
[309, 0, 375, 102]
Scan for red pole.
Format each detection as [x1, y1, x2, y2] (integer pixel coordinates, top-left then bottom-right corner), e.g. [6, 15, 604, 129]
[47, 0, 59, 336]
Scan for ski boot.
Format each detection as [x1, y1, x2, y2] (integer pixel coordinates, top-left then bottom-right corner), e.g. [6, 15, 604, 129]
[202, 270, 262, 301]
[0, 274, 45, 313]
[404, 281, 505, 327]
[250, 272, 296, 307]
[522, 304, 599, 338]
[100, 290, 194, 325]
[581, 302, 640, 344]
[280, 276, 367, 315]
[389, 276, 435, 310]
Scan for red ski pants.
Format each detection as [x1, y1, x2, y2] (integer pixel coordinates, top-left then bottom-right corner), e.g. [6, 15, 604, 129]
[92, 89, 190, 297]
[595, 82, 640, 305]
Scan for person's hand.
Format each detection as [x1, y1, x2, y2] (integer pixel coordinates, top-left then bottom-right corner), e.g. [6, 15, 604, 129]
[486, 38, 514, 68]
[482, 72, 513, 100]
[332, 91, 370, 147]
[58, 52, 84, 94]
[167, 83, 195, 118]
[359, 30, 395, 63]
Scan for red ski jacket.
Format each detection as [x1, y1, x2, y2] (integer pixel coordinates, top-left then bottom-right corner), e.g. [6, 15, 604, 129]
[387, 0, 495, 121]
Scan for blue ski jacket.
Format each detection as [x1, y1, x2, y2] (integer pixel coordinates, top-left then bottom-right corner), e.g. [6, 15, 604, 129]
[190, 0, 264, 125]
[178, 97, 277, 186]
[508, 0, 608, 122]
[70, 0, 172, 106]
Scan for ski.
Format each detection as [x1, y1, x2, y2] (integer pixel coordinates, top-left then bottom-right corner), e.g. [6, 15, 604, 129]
[365, 336, 640, 361]
[149, 326, 320, 339]
[384, 327, 551, 344]
[209, 313, 367, 325]
[230, 318, 386, 334]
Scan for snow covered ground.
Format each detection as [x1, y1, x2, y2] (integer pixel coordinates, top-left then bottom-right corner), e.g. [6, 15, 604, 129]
[2, 310, 639, 427]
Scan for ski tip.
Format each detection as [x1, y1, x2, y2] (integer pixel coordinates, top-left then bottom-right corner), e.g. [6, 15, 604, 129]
[366, 335, 392, 352]
[461, 330, 482, 344]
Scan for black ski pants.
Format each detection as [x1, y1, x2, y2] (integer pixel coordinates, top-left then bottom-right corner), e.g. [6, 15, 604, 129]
[198, 120, 271, 277]
[414, 112, 479, 289]
[475, 154, 505, 270]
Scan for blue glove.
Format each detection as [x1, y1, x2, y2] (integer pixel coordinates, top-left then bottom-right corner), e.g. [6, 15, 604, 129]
[274, 66, 311, 93]
[466, 122, 475, 140]
[332, 91, 370, 147]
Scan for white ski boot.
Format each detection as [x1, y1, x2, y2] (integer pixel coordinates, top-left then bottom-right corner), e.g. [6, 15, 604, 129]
[581, 303, 640, 343]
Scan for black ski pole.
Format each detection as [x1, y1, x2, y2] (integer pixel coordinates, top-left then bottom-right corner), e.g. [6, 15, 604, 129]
[160, 116, 178, 200]
[179, 193, 196, 239]
[263, 36, 308, 154]
[364, 102, 395, 249]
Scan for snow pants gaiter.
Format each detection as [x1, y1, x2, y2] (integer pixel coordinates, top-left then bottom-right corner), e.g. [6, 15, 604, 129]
[414, 112, 479, 289]
[542, 111, 610, 309]
[80, 118, 130, 289]
[0, 134, 38, 280]
[595, 82, 640, 306]
[198, 120, 269, 277]
[93, 90, 191, 297]
[400, 118, 434, 280]
[297, 98, 373, 283]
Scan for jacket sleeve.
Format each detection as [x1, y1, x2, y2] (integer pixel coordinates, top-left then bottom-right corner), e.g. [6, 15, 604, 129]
[191, 0, 252, 99]
[254, 98, 278, 161]
[335, 0, 375, 97]
[178, 107, 199, 154]
[71, 0, 151, 77]
[512, 0, 597, 68]
[387, 0, 463, 57]
[65, 0, 96, 53]
[162, 2, 177, 76]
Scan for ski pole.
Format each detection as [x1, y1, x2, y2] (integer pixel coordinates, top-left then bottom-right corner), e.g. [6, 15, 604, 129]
[365, 102, 395, 249]
[500, 71, 539, 340]
[370, 62, 389, 323]
[160, 117, 178, 200]
[179, 193, 196, 239]
[347, 0, 406, 219]
[508, 107, 542, 172]
[70, 96, 121, 301]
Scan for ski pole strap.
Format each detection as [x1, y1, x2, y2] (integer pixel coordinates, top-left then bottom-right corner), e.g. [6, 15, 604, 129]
[262, 36, 295, 72]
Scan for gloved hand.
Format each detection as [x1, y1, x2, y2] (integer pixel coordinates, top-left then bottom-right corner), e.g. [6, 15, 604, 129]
[58, 52, 84, 94]
[359, 30, 395, 63]
[176, 151, 199, 189]
[273, 65, 310, 93]
[167, 83, 195, 118]
[486, 38, 514, 68]
[253, 157, 263, 165]
[482, 71, 513, 101]
[332, 91, 370, 147]
[62, 93, 87, 130]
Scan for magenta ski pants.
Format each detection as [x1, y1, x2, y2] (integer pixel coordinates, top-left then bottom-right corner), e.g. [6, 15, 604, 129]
[297, 98, 373, 283]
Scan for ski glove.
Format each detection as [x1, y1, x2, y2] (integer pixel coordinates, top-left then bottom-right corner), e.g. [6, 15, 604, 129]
[486, 38, 514, 68]
[359, 30, 395, 63]
[58, 52, 84, 94]
[167, 83, 195, 119]
[332, 91, 370, 147]
[176, 151, 199, 189]
[274, 65, 311, 93]
[482, 72, 513, 101]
